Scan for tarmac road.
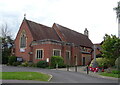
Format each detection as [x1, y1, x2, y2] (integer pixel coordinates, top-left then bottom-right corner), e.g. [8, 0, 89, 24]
[2, 65, 119, 83]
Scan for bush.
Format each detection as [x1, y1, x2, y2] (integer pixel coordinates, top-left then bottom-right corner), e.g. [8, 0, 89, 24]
[36, 60, 48, 68]
[28, 63, 36, 67]
[112, 70, 120, 74]
[115, 57, 120, 69]
[12, 61, 21, 66]
[51, 56, 64, 68]
[8, 56, 16, 65]
[21, 61, 29, 67]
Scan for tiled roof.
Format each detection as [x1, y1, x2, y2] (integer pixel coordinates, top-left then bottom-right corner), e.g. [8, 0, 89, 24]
[25, 19, 93, 47]
[25, 19, 61, 41]
[53, 23, 93, 47]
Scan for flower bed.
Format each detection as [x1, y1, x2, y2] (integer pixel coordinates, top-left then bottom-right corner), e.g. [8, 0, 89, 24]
[89, 66, 104, 72]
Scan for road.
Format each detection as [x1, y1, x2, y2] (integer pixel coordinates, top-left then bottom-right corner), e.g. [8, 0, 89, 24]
[2, 65, 119, 83]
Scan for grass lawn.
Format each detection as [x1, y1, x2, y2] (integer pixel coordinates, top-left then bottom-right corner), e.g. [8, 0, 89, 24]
[0, 72, 51, 81]
[99, 72, 120, 78]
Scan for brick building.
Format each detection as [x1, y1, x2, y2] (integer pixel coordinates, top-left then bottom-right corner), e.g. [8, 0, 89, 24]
[13, 18, 93, 66]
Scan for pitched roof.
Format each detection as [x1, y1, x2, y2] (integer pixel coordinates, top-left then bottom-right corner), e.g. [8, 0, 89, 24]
[53, 23, 93, 47]
[24, 19, 93, 47]
[25, 19, 61, 41]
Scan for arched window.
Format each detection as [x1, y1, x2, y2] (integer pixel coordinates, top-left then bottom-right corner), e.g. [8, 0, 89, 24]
[20, 30, 26, 48]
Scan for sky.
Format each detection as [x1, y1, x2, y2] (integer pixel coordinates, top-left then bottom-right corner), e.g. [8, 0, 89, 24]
[0, 0, 119, 43]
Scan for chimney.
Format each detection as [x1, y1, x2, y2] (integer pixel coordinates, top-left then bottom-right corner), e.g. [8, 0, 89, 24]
[84, 28, 89, 37]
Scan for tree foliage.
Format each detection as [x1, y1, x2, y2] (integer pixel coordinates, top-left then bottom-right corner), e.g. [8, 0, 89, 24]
[0, 24, 13, 64]
[101, 34, 120, 60]
[8, 56, 16, 65]
[51, 56, 64, 68]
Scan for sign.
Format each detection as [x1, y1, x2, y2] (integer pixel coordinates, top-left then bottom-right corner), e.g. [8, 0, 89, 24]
[17, 57, 23, 62]
[46, 58, 49, 62]
[20, 48, 25, 52]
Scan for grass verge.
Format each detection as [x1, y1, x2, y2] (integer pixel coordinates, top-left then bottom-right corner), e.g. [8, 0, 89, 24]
[1, 72, 51, 81]
[99, 72, 120, 78]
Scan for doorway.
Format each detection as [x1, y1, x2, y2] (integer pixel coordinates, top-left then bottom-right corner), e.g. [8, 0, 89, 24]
[74, 56, 77, 66]
[83, 57, 85, 66]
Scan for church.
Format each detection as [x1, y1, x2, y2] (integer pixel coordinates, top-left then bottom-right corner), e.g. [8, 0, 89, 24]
[13, 17, 93, 66]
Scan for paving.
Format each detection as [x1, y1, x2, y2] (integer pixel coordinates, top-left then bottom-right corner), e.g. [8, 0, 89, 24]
[57, 66, 119, 80]
[1, 65, 119, 84]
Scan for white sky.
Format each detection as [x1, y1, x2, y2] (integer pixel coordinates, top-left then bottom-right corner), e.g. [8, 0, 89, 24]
[0, 0, 119, 43]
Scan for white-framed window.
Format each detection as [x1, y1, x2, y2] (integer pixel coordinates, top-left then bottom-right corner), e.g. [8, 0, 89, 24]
[66, 50, 71, 60]
[36, 49, 44, 59]
[20, 30, 26, 48]
[53, 49, 61, 56]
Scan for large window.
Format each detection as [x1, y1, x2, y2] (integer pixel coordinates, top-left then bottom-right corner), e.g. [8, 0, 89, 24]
[53, 49, 61, 56]
[20, 31, 26, 48]
[36, 49, 44, 59]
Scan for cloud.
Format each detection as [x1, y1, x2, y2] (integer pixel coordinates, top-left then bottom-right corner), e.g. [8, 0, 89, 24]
[0, 0, 119, 43]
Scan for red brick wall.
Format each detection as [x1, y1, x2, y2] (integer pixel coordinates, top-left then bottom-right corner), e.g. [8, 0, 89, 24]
[14, 20, 33, 61]
[82, 54, 92, 65]
[32, 44, 92, 66]
[32, 44, 63, 63]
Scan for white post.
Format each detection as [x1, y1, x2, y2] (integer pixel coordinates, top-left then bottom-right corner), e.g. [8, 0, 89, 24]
[94, 45, 96, 61]
[118, 2, 120, 38]
[118, 13, 120, 38]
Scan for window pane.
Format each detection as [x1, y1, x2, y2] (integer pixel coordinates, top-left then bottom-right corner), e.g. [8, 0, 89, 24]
[54, 50, 60, 56]
[36, 50, 43, 59]
[40, 50, 42, 58]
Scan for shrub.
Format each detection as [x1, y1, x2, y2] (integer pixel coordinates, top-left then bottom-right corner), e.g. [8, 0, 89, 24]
[36, 60, 48, 68]
[51, 56, 64, 68]
[112, 70, 120, 74]
[12, 61, 21, 66]
[28, 63, 36, 67]
[115, 57, 120, 69]
[8, 56, 16, 65]
[21, 61, 29, 67]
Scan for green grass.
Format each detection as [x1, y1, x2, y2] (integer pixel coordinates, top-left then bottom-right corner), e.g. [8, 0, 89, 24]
[1, 72, 51, 81]
[100, 72, 120, 78]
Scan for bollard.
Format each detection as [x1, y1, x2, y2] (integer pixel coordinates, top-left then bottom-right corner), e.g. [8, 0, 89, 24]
[67, 65, 69, 71]
[75, 65, 77, 72]
[56, 63, 58, 70]
[86, 65, 89, 74]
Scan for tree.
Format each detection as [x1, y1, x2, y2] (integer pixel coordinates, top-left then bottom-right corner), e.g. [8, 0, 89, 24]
[51, 56, 64, 68]
[101, 34, 120, 60]
[113, 1, 120, 19]
[0, 24, 13, 64]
